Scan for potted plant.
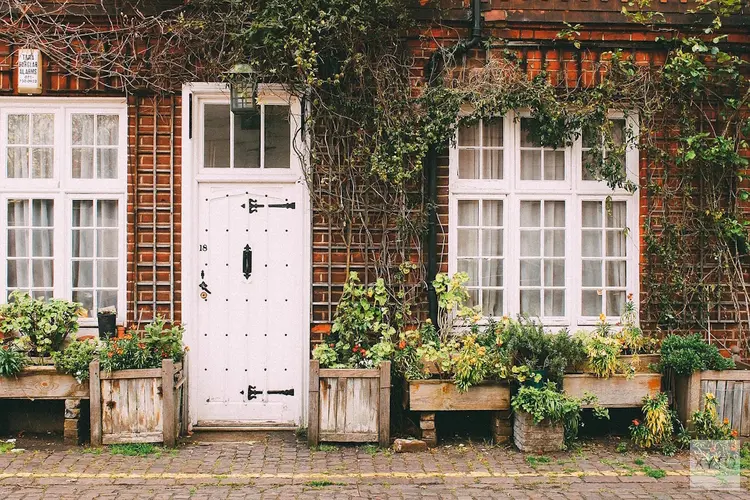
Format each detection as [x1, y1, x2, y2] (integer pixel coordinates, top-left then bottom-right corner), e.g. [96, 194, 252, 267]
[511, 382, 608, 452]
[96, 306, 117, 339]
[309, 272, 393, 447]
[0, 292, 90, 444]
[660, 333, 750, 436]
[89, 316, 188, 447]
[563, 300, 662, 408]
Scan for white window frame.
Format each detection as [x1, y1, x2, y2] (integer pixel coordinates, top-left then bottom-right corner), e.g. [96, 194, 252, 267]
[0, 98, 128, 326]
[449, 111, 639, 330]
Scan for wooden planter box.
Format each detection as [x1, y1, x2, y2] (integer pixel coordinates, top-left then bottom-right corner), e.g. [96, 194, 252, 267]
[673, 362, 750, 437]
[308, 360, 390, 447]
[619, 354, 661, 373]
[404, 379, 511, 446]
[0, 365, 89, 444]
[513, 411, 564, 453]
[89, 357, 188, 447]
[562, 373, 662, 408]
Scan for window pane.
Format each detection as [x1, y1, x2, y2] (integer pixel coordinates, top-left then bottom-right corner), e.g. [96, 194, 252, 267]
[203, 104, 230, 168]
[582, 291, 602, 316]
[97, 230, 118, 258]
[582, 260, 602, 287]
[7, 147, 29, 177]
[32, 200, 53, 226]
[234, 112, 260, 168]
[544, 290, 565, 316]
[543, 150, 565, 180]
[483, 289, 503, 317]
[97, 148, 118, 178]
[7, 260, 28, 288]
[98, 291, 118, 310]
[544, 230, 565, 257]
[72, 261, 93, 287]
[611, 119, 626, 146]
[32, 230, 53, 257]
[520, 259, 541, 286]
[97, 261, 118, 287]
[520, 231, 540, 256]
[457, 200, 478, 226]
[544, 260, 565, 286]
[7, 229, 28, 257]
[72, 230, 94, 257]
[582, 231, 602, 257]
[606, 291, 626, 316]
[97, 115, 119, 146]
[457, 259, 478, 286]
[482, 200, 503, 226]
[31, 147, 53, 178]
[457, 229, 478, 256]
[605, 261, 627, 287]
[520, 290, 540, 317]
[482, 229, 503, 256]
[544, 201, 565, 227]
[8, 199, 28, 226]
[8, 114, 29, 144]
[32, 114, 54, 145]
[520, 150, 541, 180]
[520, 201, 540, 227]
[72, 290, 94, 313]
[482, 259, 503, 287]
[458, 123, 479, 147]
[97, 200, 118, 227]
[484, 119, 502, 147]
[458, 149, 479, 179]
[606, 230, 627, 257]
[72, 114, 95, 145]
[606, 201, 627, 227]
[466, 289, 479, 308]
[582, 201, 602, 227]
[72, 200, 94, 227]
[72, 148, 94, 178]
[32, 260, 53, 287]
[265, 105, 290, 168]
[520, 119, 537, 147]
[482, 149, 503, 179]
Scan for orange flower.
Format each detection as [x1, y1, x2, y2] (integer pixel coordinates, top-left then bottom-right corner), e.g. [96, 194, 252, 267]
[184, 346, 190, 352]
[724, 418, 730, 425]
[731, 429, 738, 438]
[398, 340, 407, 350]
[107, 351, 114, 358]
[632, 419, 640, 426]
[627, 293, 633, 301]
[138, 343, 145, 349]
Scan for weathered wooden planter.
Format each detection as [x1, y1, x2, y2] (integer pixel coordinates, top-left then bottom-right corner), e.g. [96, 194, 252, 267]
[0, 365, 89, 444]
[89, 357, 188, 446]
[563, 373, 662, 408]
[513, 411, 564, 453]
[404, 379, 511, 446]
[673, 362, 750, 437]
[308, 360, 391, 447]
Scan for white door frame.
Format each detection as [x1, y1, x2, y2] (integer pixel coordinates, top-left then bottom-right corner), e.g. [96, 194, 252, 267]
[181, 82, 311, 428]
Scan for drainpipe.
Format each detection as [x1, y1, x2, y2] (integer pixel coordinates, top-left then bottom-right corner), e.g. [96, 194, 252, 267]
[425, 0, 483, 326]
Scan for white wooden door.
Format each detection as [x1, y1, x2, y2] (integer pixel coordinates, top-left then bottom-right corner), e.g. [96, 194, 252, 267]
[196, 182, 304, 425]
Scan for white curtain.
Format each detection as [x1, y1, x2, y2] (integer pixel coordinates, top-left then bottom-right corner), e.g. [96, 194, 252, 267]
[606, 201, 627, 315]
[481, 200, 503, 316]
[6, 199, 53, 299]
[71, 200, 94, 311]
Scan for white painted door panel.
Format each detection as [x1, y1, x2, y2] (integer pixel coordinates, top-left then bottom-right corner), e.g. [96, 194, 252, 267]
[196, 182, 304, 425]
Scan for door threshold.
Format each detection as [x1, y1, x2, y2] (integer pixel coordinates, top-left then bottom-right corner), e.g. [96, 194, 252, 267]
[194, 421, 298, 431]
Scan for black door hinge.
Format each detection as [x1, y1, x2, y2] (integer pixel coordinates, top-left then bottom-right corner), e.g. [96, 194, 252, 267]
[241, 198, 265, 214]
[268, 202, 296, 210]
[267, 388, 295, 396]
[247, 385, 263, 401]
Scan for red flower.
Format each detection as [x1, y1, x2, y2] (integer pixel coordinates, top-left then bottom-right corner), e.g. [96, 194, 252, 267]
[632, 419, 640, 426]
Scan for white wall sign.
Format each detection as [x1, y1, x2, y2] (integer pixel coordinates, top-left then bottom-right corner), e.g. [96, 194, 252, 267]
[18, 49, 42, 94]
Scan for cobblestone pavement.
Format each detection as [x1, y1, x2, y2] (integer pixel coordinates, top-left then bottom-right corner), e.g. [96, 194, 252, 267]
[0, 432, 747, 499]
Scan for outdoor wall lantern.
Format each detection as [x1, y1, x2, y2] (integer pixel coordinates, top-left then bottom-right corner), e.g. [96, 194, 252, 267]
[229, 64, 259, 116]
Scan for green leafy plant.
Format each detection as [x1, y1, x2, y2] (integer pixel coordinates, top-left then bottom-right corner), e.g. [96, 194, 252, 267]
[630, 393, 674, 451]
[658, 334, 735, 376]
[512, 383, 609, 445]
[109, 443, 161, 456]
[99, 317, 186, 372]
[51, 339, 99, 382]
[691, 393, 737, 440]
[0, 291, 84, 356]
[0, 344, 28, 378]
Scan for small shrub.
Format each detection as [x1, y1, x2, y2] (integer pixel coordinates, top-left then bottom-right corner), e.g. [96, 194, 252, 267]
[51, 339, 98, 382]
[0, 345, 28, 377]
[100, 316, 185, 371]
[659, 334, 734, 375]
[690, 393, 737, 440]
[630, 393, 673, 450]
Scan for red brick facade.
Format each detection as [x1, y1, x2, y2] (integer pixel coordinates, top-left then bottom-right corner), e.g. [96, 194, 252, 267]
[2, 1, 749, 350]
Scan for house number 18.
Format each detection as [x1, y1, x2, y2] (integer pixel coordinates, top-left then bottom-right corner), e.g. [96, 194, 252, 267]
[199, 244, 208, 251]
